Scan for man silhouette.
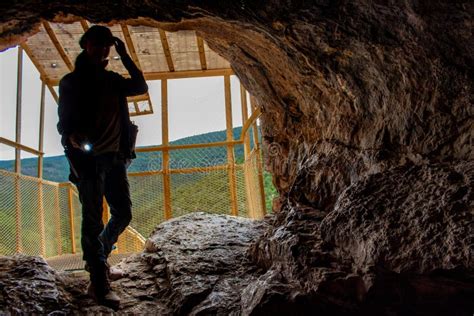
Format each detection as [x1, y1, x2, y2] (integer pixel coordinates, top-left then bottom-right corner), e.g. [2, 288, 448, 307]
[57, 25, 148, 309]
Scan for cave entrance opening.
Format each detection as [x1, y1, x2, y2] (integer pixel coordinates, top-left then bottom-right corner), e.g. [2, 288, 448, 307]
[0, 20, 272, 271]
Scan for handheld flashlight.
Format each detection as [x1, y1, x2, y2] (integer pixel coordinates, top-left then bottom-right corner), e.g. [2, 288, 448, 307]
[82, 142, 93, 152]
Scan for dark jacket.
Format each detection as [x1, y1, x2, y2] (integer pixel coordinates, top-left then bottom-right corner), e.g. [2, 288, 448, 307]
[57, 51, 148, 159]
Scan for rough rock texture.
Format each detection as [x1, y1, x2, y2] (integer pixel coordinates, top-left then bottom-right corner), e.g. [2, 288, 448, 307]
[0, 1, 473, 314]
[322, 162, 474, 275]
[0, 255, 73, 314]
[0, 213, 269, 315]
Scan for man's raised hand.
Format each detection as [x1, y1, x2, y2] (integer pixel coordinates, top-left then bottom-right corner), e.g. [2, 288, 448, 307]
[113, 37, 127, 57]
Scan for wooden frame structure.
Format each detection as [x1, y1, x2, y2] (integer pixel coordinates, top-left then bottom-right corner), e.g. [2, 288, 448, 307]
[0, 20, 267, 259]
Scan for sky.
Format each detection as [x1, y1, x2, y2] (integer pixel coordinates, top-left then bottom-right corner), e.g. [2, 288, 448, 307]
[0, 46, 248, 160]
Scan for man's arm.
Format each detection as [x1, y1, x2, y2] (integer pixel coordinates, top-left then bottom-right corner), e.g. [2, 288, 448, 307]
[114, 37, 148, 96]
[57, 77, 76, 147]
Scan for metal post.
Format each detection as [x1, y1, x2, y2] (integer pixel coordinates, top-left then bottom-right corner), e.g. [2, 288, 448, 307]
[162, 79, 172, 219]
[224, 75, 238, 216]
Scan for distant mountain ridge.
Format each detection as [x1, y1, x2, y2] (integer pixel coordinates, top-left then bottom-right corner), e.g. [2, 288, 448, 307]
[0, 126, 252, 182]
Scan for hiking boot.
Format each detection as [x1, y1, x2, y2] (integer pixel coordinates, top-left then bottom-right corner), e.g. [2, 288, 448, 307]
[86, 261, 121, 310]
[87, 282, 121, 310]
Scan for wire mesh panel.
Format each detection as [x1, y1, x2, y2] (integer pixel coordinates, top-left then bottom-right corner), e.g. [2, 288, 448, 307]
[19, 177, 43, 256]
[170, 169, 232, 217]
[58, 185, 74, 254]
[235, 165, 249, 218]
[42, 183, 62, 257]
[169, 146, 227, 169]
[0, 170, 17, 254]
[128, 172, 165, 239]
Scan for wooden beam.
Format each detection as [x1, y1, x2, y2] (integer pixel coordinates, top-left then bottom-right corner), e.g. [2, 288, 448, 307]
[224, 75, 239, 216]
[21, 43, 51, 85]
[240, 108, 261, 143]
[120, 24, 142, 68]
[15, 46, 23, 173]
[47, 68, 234, 86]
[0, 169, 59, 186]
[38, 81, 46, 258]
[161, 79, 172, 220]
[80, 20, 89, 32]
[249, 96, 267, 216]
[38, 83, 47, 256]
[0, 137, 44, 156]
[36, 82, 46, 257]
[130, 110, 153, 117]
[240, 85, 253, 217]
[196, 35, 207, 70]
[144, 68, 233, 81]
[133, 101, 140, 114]
[47, 85, 59, 104]
[136, 139, 241, 153]
[146, 94, 154, 114]
[42, 21, 74, 72]
[67, 185, 77, 254]
[240, 85, 251, 156]
[38, 81, 46, 178]
[159, 29, 175, 72]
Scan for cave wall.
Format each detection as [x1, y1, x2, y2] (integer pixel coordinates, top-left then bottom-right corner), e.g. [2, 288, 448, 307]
[1, 1, 472, 213]
[1, 1, 473, 314]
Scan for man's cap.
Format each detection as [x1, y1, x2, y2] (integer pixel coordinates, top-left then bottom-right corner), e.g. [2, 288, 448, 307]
[79, 25, 114, 49]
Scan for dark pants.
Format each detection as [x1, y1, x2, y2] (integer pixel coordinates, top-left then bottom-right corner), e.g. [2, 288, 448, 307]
[67, 150, 132, 267]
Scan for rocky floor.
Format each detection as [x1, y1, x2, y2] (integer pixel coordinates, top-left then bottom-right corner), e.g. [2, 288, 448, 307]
[0, 213, 269, 315]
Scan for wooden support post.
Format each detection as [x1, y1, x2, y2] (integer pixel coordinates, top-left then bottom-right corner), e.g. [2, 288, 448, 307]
[161, 79, 172, 219]
[15, 46, 23, 174]
[37, 81, 46, 256]
[15, 46, 23, 253]
[240, 85, 255, 218]
[250, 96, 267, 217]
[68, 184, 76, 254]
[38, 81, 46, 178]
[224, 75, 238, 216]
[55, 187, 62, 255]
